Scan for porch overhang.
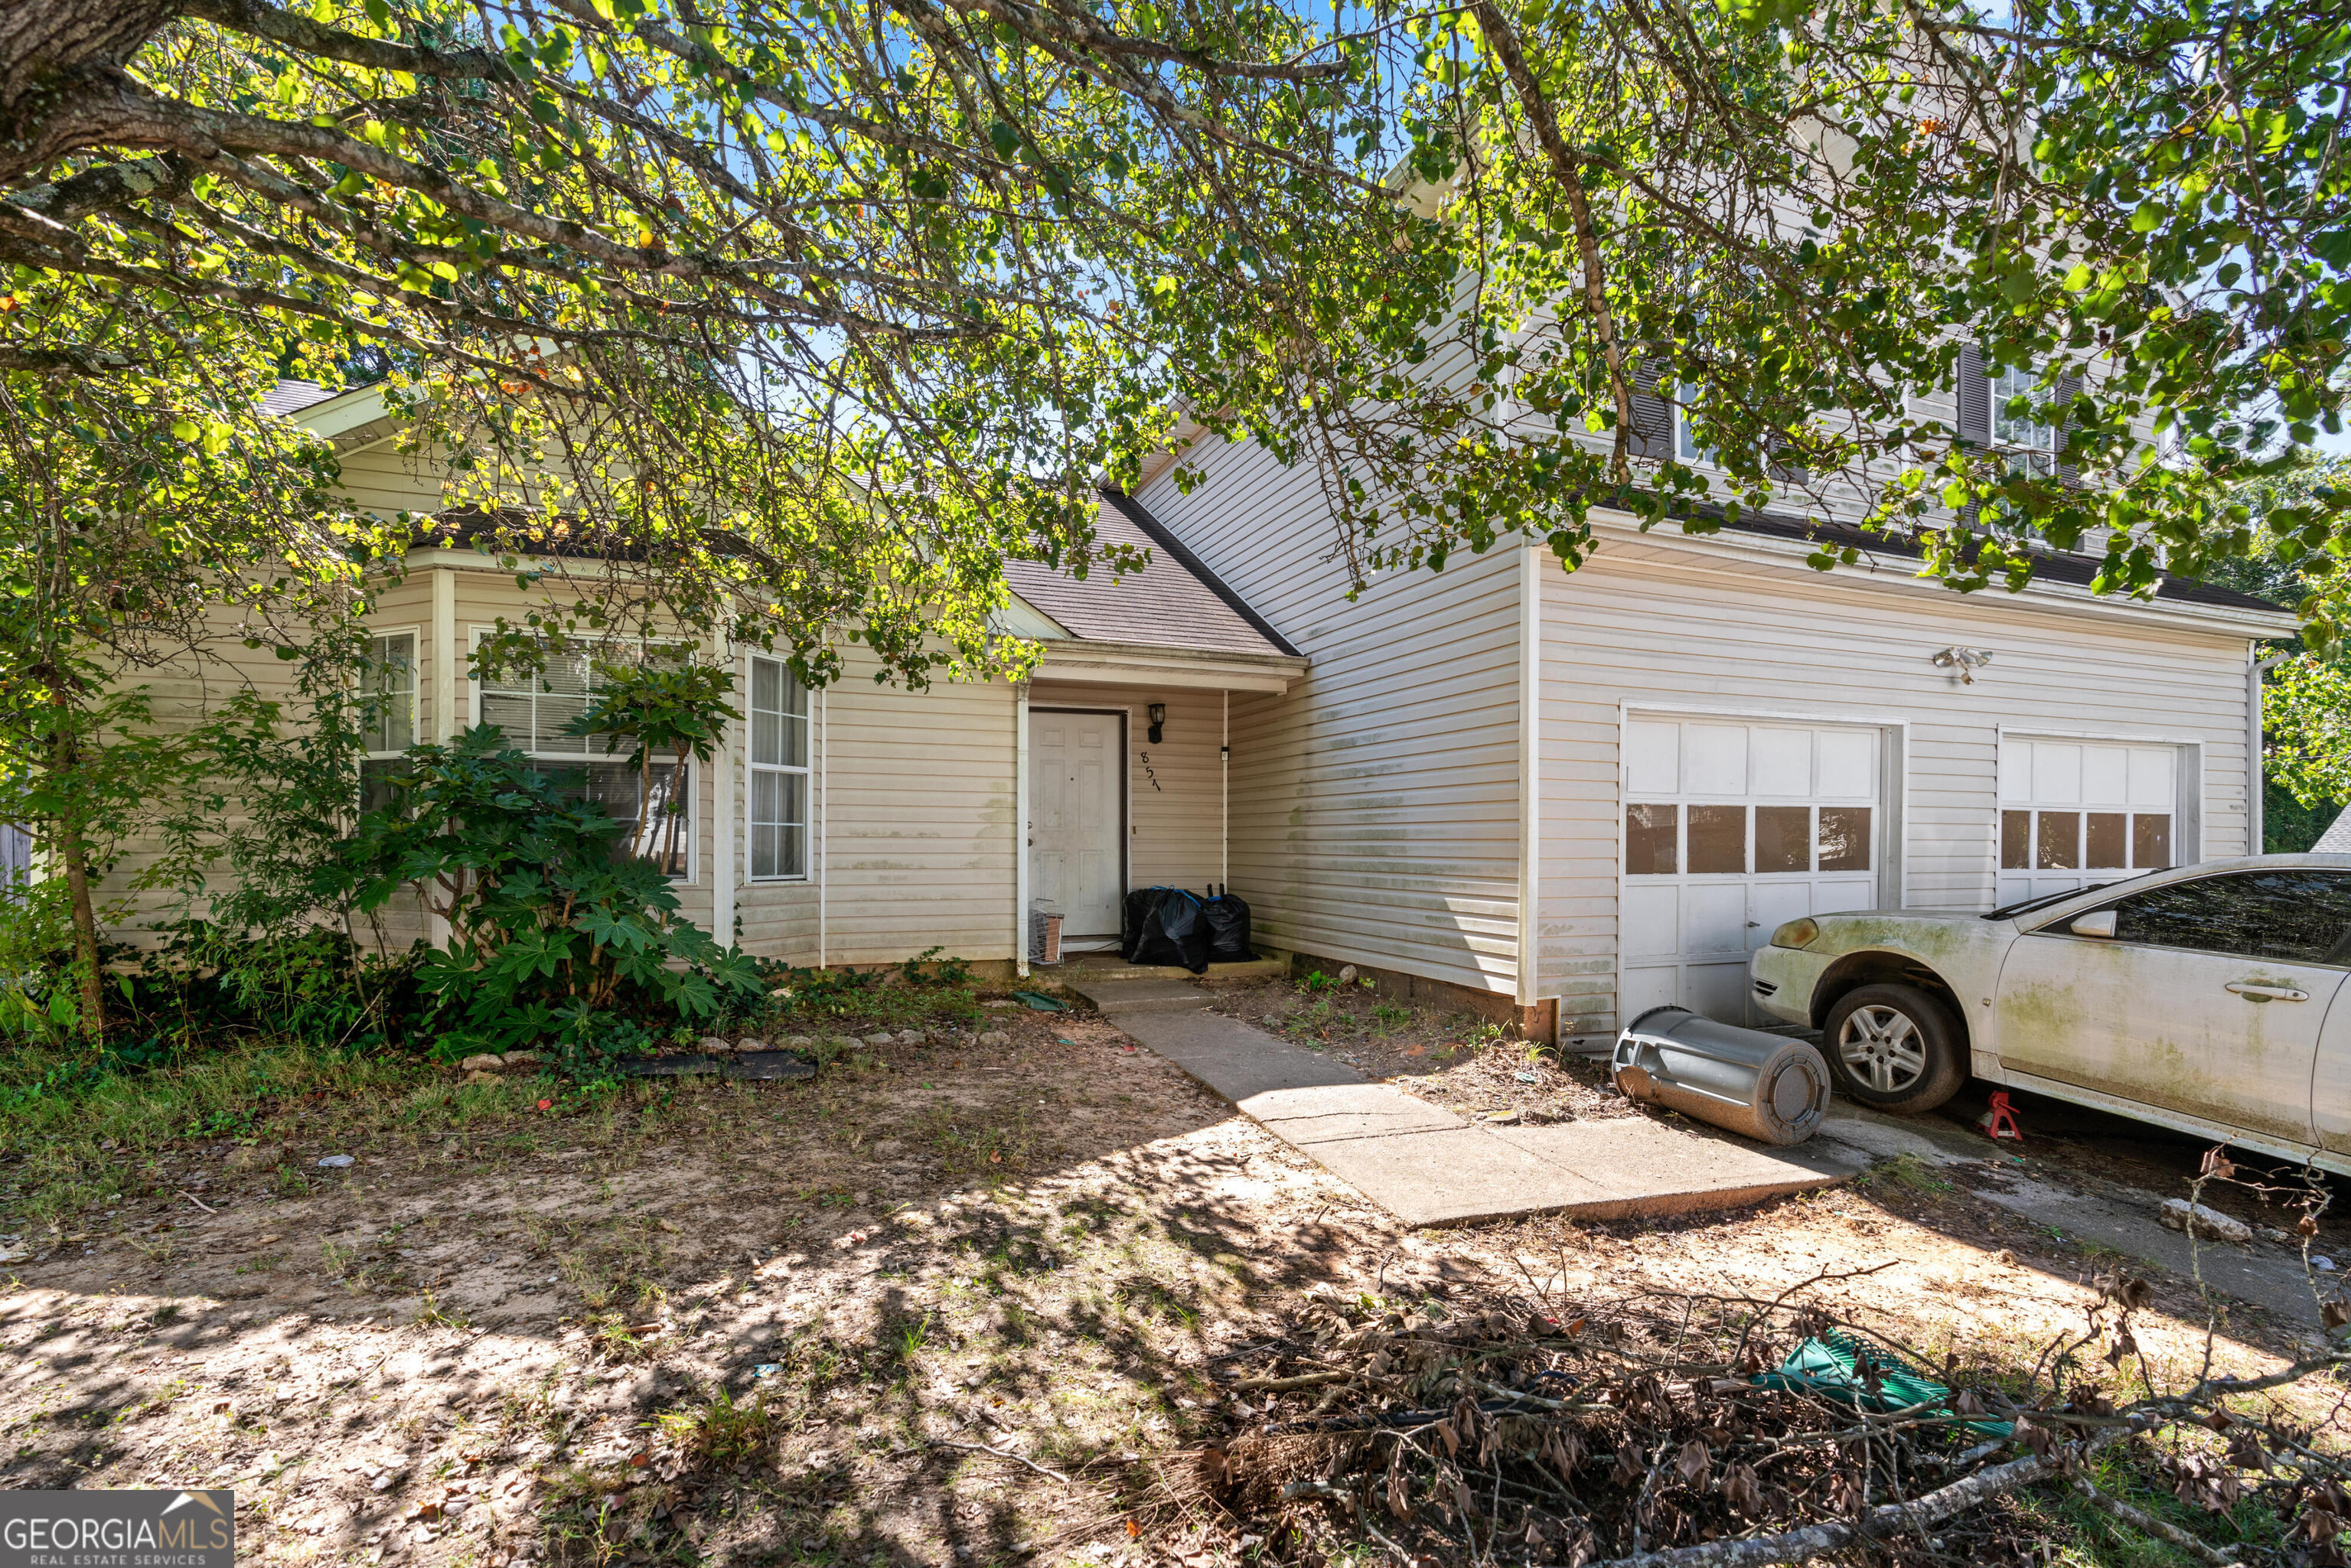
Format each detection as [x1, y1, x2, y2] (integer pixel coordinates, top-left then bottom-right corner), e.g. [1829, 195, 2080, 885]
[1032, 637, 1308, 693]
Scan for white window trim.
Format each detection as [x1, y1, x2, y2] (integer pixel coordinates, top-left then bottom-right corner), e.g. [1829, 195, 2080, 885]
[744, 653, 814, 884]
[361, 624, 422, 763]
[467, 627, 697, 884]
[1674, 406, 1716, 468]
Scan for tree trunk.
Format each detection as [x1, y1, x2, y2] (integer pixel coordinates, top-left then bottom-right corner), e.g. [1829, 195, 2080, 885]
[46, 707, 106, 1040]
[662, 758, 686, 877]
[636, 752, 654, 862]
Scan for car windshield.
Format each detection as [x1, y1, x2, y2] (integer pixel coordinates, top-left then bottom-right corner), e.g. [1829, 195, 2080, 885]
[1982, 880, 2127, 921]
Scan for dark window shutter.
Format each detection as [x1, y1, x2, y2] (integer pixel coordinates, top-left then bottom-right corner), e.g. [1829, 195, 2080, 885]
[1627, 359, 1674, 458]
[2054, 372, 2084, 486]
[1956, 344, 1991, 446]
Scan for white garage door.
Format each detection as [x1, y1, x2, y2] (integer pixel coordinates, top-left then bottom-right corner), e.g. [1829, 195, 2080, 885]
[1995, 738, 2178, 907]
[1622, 719, 1883, 1025]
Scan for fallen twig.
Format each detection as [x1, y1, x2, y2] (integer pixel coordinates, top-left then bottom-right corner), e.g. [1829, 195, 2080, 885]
[2069, 1475, 2239, 1567]
[1586, 1436, 2117, 1567]
[920, 1438, 1077, 1487]
[178, 1191, 218, 1216]
[1229, 1370, 1352, 1394]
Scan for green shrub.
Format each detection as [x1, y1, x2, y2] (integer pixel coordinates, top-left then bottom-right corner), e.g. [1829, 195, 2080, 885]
[324, 725, 762, 1061]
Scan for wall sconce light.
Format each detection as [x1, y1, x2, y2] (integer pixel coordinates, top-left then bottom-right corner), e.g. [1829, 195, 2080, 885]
[1147, 703, 1166, 743]
[1932, 646, 1994, 684]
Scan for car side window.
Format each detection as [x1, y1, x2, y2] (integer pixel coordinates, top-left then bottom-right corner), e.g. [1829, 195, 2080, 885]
[2104, 871, 2351, 964]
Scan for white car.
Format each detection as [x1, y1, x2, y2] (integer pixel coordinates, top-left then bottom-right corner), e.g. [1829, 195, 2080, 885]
[1749, 855, 2351, 1175]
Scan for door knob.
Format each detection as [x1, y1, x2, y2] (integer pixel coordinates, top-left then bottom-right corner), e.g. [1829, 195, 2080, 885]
[2225, 980, 2309, 1002]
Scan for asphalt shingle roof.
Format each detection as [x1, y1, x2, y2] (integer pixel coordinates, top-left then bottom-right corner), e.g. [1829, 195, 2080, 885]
[259, 379, 343, 416]
[1003, 491, 1298, 657]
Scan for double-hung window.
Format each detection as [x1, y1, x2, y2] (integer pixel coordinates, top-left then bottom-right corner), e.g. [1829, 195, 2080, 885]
[474, 636, 692, 879]
[359, 631, 417, 813]
[747, 655, 810, 881]
[1989, 363, 2057, 477]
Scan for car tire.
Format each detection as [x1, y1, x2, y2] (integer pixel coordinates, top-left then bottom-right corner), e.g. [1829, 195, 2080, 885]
[1821, 983, 1965, 1114]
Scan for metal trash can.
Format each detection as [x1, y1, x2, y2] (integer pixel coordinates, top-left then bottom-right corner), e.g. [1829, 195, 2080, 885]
[1029, 900, 1064, 966]
[1611, 1006, 1833, 1146]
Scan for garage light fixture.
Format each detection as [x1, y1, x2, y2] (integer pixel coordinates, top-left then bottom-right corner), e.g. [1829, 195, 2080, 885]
[1932, 646, 1994, 684]
[1147, 703, 1166, 743]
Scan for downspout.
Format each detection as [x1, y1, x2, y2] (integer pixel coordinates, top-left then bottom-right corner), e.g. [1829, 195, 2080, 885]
[2251, 646, 2296, 856]
[429, 566, 457, 948]
[817, 686, 829, 969]
[1221, 689, 1229, 888]
[1015, 681, 1031, 979]
[1517, 546, 1542, 1015]
[711, 637, 737, 946]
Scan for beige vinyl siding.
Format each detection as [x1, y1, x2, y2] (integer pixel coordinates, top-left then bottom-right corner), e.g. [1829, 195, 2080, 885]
[819, 660, 1017, 966]
[1028, 682, 1226, 893]
[1137, 436, 1525, 994]
[1534, 521, 2258, 1037]
[334, 441, 447, 518]
[95, 627, 308, 940]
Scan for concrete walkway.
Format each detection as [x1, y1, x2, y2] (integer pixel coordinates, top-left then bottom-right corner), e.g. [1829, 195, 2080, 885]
[1067, 974, 1854, 1227]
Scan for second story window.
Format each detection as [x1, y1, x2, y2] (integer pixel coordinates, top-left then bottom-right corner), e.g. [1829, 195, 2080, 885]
[1990, 363, 2056, 475]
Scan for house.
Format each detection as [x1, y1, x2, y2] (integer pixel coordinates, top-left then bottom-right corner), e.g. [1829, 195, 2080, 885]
[95, 377, 2296, 1044]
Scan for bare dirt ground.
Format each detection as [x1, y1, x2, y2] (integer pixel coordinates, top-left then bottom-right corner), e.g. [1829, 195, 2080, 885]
[2, 986, 2340, 1568]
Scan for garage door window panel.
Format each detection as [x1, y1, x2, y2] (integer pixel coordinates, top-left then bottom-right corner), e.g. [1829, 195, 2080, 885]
[1626, 804, 1679, 874]
[1688, 805, 1747, 874]
[2036, 811, 2082, 870]
[1819, 807, 1872, 872]
[1755, 807, 1810, 873]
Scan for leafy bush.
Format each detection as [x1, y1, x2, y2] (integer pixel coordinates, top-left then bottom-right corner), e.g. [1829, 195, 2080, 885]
[0, 878, 89, 1044]
[325, 725, 762, 1061]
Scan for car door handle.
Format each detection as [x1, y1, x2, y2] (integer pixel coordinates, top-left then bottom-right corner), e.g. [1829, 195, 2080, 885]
[2225, 981, 2310, 1002]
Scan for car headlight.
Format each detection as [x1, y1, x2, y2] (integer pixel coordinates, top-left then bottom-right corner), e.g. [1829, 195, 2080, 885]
[1769, 918, 1820, 950]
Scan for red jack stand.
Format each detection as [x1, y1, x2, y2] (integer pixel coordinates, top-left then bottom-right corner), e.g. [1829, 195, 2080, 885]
[1977, 1090, 2023, 1142]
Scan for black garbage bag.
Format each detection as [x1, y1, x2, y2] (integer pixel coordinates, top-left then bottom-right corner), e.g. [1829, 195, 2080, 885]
[1120, 886, 1169, 963]
[1202, 884, 1252, 963]
[1124, 885, 1211, 972]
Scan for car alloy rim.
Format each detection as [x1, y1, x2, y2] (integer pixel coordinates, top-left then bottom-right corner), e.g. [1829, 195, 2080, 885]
[1837, 1004, 1926, 1094]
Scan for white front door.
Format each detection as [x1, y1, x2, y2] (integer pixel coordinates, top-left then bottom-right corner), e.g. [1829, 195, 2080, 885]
[1621, 718, 1884, 1024]
[1031, 709, 1124, 937]
[1996, 737, 2180, 907]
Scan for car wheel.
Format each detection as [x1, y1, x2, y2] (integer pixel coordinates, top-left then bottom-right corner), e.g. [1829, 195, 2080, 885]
[1821, 983, 1965, 1114]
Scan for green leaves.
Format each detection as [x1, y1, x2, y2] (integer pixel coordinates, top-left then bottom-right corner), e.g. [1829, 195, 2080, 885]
[338, 726, 758, 1055]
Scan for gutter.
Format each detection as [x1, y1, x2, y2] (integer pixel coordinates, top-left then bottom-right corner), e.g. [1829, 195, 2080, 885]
[2249, 647, 2299, 853]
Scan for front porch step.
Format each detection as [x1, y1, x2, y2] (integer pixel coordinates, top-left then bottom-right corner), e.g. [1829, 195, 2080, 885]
[1048, 954, 1287, 986]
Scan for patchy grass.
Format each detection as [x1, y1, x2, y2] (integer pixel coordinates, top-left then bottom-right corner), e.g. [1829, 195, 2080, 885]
[0, 969, 1000, 1227]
